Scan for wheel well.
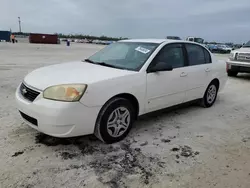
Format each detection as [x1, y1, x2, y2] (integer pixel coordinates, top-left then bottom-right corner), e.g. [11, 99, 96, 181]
[111, 93, 139, 118]
[211, 78, 220, 89]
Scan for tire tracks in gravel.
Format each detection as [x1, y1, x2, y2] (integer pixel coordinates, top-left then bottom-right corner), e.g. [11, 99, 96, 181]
[34, 134, 164, 187]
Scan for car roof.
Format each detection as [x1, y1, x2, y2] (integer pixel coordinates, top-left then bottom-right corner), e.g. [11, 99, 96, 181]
[118, 39, 208, 49]
[119, 39, 186, 44]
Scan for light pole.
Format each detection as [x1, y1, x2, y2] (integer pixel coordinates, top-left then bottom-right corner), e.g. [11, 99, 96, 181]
[18, 17, 22, 33]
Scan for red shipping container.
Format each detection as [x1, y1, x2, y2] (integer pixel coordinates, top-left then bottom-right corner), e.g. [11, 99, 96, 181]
[29, 33, 58, 44]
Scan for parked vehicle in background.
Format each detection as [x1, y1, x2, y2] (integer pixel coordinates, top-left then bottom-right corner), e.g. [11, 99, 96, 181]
[92, 40, 101, 44]
[75, 39, 87, 43]
[101, 41, 114, 45]
[16, 39, 227, 143]
[166, 36, 181, 40]
[217, 44, 232, 53]
[0, 31, 11, 42]
[206, 44, 218, 53]
[60, 38, 68, 42]
[92, 40, 112, 45]
[86, 39, 93, 43]
[186, 37, 204, 44]
[227, 40, 250, 76]
[100, 41, 107, 45]
[233, 44, 243, 49]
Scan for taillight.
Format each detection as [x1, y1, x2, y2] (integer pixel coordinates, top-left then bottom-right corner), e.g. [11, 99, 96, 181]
[226, 63, 229, 72]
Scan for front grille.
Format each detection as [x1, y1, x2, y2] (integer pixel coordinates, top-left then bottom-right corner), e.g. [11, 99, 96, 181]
[237, 53, 250, 62]
[19, 111, 38, 126]
[20, 83, 40, 102]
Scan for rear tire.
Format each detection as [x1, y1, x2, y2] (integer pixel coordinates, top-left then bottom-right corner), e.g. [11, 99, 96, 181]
[94, 97, 135, 144]
[201, 81, 218, 108]
[227, 71, 238, 77]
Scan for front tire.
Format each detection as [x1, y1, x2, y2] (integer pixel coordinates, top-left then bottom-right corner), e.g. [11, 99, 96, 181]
[201, 82, 218, 108]
[94, 98, 135, 144]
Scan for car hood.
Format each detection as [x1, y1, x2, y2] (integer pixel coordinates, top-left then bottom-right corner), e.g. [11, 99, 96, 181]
[233, 48, 250, 53]
[24, 61, 136, 90]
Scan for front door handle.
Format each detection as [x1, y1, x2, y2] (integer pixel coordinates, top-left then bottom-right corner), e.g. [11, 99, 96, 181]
[180, 72, 188, 77]
[205, 68, 211, 72]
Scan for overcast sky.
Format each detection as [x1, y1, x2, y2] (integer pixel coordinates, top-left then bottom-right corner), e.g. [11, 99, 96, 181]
[1, 0, 250, 43]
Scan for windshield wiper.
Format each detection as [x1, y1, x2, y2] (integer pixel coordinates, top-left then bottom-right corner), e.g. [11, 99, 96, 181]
[84, 59, 125, 70]
[84, 59, 95, 64]
[95, 62, 119, 69]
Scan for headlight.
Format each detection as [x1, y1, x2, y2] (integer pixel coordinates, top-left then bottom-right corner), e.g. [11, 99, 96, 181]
[43, 84, 87, 102]
[229, 52, 234, 60]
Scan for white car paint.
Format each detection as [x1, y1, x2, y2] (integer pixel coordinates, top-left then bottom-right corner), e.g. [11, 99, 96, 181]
[146, 66, 187, 111]
[16, 39, 227, 138]
[24, 62, 136, 90]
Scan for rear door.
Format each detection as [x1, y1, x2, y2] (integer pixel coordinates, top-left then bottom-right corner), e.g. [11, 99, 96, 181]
[184, 43, 213, 102]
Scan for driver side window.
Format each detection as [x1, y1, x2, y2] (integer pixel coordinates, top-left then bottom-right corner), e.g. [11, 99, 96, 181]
[154, 44, 185, 69]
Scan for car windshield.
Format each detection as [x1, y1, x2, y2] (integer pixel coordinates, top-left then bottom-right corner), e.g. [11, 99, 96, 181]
[86, 42, 159, 71]
[243, 41, 250, 48]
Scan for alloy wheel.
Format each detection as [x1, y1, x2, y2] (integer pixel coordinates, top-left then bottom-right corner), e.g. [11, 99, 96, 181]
[207, 85, 217, 104]
[107, 107, 131, 137]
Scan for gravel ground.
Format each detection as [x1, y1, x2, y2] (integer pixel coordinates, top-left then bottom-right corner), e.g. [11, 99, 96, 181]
[1, 42, 250, 188]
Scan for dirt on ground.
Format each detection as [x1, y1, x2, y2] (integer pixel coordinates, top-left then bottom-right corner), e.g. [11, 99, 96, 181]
[1, 42, 250, 188]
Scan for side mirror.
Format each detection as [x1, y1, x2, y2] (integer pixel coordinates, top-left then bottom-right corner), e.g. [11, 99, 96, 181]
[149, 62, 173, 73]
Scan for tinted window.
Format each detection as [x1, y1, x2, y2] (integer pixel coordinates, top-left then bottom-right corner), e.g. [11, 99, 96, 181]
[153, 44, 185, 69]
[186, 44, 205, 66]
[204, 49, 211, 63]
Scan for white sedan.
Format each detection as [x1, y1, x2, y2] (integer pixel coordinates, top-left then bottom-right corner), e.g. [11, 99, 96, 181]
[16, 39, 227, 143]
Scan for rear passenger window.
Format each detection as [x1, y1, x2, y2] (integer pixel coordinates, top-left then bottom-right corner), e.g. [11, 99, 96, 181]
[204, 49, 212, 63]
[186, 44, 205, 66]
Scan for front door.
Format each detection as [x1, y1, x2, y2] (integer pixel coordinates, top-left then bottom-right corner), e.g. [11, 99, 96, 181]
[146, 43, 188, 113]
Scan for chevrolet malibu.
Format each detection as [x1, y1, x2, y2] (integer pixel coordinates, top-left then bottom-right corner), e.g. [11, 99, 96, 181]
[16, 39, 227, 143]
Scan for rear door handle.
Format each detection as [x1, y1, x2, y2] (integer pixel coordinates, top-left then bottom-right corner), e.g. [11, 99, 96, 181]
[180, 72, 188, 77]
[205, 68, 211, 72]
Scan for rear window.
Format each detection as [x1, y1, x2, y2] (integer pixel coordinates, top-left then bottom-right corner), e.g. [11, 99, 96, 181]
[185, 44, 205, 66]
[204, 49, 212, 63]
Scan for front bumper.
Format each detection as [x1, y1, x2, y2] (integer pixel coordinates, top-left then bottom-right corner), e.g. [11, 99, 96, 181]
[227, 60, 250, 73]
[15, 84, 101, 137]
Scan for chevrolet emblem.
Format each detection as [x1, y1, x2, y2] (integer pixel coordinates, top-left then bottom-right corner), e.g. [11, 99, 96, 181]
[22, 88, 27, 95]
